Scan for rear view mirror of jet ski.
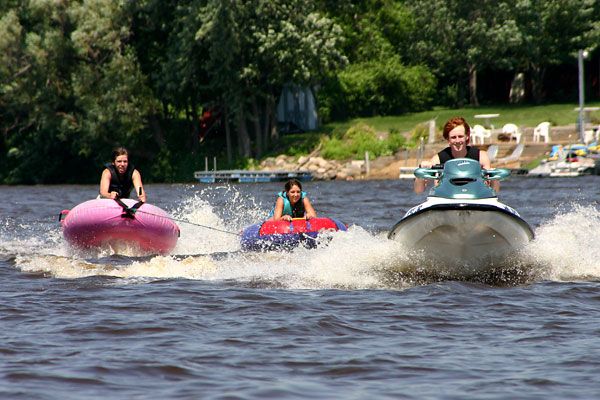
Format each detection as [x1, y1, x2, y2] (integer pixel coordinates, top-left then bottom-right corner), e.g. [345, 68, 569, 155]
[388, 158, 534, 278]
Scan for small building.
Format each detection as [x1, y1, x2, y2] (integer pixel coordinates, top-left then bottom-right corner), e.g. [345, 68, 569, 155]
[276, 84, 318, 132]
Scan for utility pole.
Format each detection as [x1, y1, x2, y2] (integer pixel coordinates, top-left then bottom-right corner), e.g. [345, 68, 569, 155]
[578, 49, 589, 143]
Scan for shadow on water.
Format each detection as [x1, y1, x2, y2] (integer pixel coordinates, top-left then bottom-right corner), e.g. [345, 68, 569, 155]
[377, 251, 549, 287]
[90, 251, 241, 266]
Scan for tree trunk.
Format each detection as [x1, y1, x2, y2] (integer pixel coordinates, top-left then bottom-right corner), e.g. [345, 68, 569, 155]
[235, 105, 251, 157]
[468, 63, 479, 106]
[266, 94, 278, 143]
[270, 111, 278, 143]
[148, 114, 165, 148]
[251, 97, 262, 158]
[262, 97, 271, 150]
[223, 104, 232, 165]
[509, 72, 526, 104]
[530, 64, 546, 104]
[189, 99, 200, 153]
[184, 105, 193, 150]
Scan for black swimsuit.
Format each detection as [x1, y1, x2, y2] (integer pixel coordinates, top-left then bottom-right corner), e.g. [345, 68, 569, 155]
[437, 146, 480, 164]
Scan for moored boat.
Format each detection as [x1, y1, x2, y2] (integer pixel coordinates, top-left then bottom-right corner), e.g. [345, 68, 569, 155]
[241, 217, 347, 251]
[388, 159, 534, 273]
[529, 144, 595, 177]
[60, 198, 180, 254]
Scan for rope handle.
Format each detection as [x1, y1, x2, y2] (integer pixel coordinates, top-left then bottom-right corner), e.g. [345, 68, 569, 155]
[114, 198, 145, 219]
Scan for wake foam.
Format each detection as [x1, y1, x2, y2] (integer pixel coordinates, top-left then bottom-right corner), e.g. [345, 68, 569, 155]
[522, 204, 600, 281]
[4, 195, 600, 288]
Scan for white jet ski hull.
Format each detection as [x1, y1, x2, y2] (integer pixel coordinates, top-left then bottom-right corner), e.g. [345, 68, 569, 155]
[388, 198, 534, 268]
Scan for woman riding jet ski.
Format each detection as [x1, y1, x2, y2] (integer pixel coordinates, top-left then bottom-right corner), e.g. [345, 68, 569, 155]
[389, 158, 534, 270]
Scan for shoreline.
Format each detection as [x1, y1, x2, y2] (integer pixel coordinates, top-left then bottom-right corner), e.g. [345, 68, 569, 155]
[257, 123, 599, 181]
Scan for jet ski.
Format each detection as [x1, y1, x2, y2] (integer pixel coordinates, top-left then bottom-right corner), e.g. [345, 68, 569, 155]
[388, 158, 534, 272]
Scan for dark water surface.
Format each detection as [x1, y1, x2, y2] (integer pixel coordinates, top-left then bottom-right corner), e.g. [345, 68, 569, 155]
[2, 177, 600, 399]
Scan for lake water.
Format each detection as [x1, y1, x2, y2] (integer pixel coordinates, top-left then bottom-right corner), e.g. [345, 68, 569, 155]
[2, 177, 600, 399]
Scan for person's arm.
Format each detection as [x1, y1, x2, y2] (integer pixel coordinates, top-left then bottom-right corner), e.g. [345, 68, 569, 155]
[99, 169, 118, 199]
[413, 173, 427, 194]
[479, 151, 500, 192]
[273, 198, 291, 221]
[132, 169, 147, 202]
[303, 197, 317, 219]
[413, 155, 439, 194]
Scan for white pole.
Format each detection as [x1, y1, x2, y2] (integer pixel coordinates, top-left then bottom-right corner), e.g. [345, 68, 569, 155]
[428, 119, 436, 144]
[365, 151, 370, 176]
[578, 49, 586, 143]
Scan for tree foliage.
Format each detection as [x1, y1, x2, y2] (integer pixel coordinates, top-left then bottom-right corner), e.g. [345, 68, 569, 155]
[195, 0, 347, 158]
[405, 0, 599, 105]
[0, 0, 156, 183]
[320, 57, 435, 119]
[512, 0, 599, 102]
[0, 0, 599, 184]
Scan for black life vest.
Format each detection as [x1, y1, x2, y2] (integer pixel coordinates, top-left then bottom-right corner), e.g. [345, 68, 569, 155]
[438, 146, 480, 165]
[105, 163, 135, 198]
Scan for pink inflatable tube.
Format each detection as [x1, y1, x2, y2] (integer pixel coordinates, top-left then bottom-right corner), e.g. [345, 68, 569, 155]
[60, 199, 180, 254]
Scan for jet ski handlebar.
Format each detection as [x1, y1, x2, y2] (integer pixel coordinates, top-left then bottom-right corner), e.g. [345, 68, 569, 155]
[414, 167, 443, 180]
[483, 169, 510, 180]
[414, 165, 511, 181]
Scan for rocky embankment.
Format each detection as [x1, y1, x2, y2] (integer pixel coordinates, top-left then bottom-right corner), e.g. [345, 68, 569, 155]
[259, 154, 367, 180]
[259, 152, 412, 180]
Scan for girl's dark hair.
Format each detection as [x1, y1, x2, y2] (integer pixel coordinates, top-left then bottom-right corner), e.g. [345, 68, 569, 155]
[112, 147, 129, 162]
[284, 179, 302, 192]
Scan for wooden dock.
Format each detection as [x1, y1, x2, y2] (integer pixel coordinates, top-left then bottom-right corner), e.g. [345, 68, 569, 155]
[193, 170, 312, 183]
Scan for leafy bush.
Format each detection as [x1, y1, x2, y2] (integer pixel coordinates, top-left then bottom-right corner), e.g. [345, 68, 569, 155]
[318, 56, 436, 121]
[320, 122, 406, 159]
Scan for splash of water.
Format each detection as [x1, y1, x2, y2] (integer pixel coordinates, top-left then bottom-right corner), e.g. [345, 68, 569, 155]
[523, 204, 600, 281]
[5, 193, 600, 288]
[207, 225, 408, 289]
[14, 254, 218, 280]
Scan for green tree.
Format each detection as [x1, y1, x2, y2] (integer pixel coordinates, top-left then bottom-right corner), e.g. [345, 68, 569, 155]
[197, 0, 347, 158]
[69, 0, 159, 159]
[319, 0, 414, 63]
[0, 1, 160, 184]
[512, 0, 599, 103]
[406, 0, 521, 106]
[320, 57, 436, 119]
[0, 3, 78, 183]
[317, 0, 434, 119]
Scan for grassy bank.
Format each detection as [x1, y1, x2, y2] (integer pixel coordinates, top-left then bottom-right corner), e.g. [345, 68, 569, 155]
[320, 102, 600, 135]
[271, 102, 600, 161]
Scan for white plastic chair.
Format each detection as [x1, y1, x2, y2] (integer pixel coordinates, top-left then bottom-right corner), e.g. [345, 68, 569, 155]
[533, 122, 551, 143]
[496, 144, 525, 165]
[486, 144, 499, 162]
[471, 124, 492, 144]
[502, 123, 521, 143]
[584, 129, 595, 144]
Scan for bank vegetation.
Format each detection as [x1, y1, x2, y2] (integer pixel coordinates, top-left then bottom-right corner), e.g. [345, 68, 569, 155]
[1, 0, 598, 183]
